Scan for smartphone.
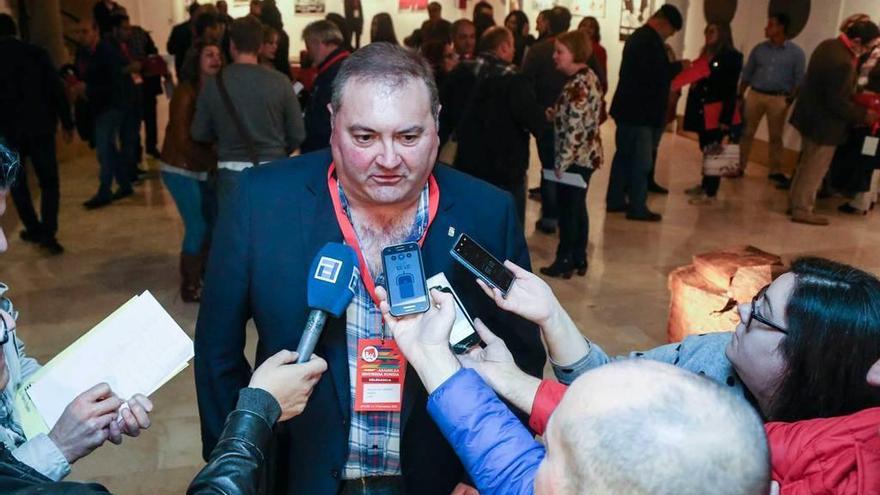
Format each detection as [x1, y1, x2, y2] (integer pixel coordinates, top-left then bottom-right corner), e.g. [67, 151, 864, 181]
[449, 233, 515, 296]
[426, 273, 482, 354]
[382, 242, 430, 316]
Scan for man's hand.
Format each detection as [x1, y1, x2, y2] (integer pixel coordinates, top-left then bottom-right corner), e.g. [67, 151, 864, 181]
[458, 321, 541, 415]
[451, 482, 479, 495]
[248, 350, 328, 422]
[48, 383, 124, 463]
[376, 286, 461, 393]
[680, 59, 693, 70]
[475, 260, 563, 330]
[108, 394, 153, 444]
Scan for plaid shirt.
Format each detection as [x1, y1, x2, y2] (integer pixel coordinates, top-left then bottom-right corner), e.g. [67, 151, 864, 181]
[338, 181, 431, 480]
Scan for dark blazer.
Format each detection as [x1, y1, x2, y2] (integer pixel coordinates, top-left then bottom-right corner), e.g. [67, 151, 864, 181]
[790, 37, 866, 146]
[454, 63, 547, 188]
[300, 49, 348, 153]
[683, 47, 743, 134]
[521, 36, 567, 108]
[167, 20, 193, 76]
[0, 38, 73, 143]
[194, 149, 546, 494]
[610, 25, 683, 128]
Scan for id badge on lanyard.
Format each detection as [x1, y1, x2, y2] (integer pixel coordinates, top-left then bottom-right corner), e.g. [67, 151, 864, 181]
[326, 163, 440, 412]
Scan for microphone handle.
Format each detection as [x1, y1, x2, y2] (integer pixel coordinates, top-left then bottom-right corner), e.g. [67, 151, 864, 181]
[296, 310, 329, 363]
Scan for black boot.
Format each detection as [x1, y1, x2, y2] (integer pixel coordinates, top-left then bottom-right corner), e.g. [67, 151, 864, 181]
[574, 260, 588, 276]
[540, 258, 574, 279]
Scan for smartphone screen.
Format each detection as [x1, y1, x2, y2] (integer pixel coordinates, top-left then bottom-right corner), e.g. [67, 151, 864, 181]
[382, 242, 430, 316]
[450, 234, 515, 295]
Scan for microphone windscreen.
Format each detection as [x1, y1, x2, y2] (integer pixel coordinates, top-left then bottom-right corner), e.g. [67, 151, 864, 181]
[307, 242, 359, 318]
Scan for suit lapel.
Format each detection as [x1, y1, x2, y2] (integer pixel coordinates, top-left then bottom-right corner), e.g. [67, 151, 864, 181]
[300, 164, 352, 421]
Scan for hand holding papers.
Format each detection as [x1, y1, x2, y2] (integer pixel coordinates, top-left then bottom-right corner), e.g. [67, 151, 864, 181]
[542, 169, 588, 189]
[15, 291, 193, 444]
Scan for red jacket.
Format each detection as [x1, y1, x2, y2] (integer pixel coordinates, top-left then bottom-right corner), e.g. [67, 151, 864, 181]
[530, 380, 880, 495]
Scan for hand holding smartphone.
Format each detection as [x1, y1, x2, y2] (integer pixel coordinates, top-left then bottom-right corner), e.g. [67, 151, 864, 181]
[381, 242, 430, 316]
[449, 233, 515, 296]
[426, 273, 481, 354]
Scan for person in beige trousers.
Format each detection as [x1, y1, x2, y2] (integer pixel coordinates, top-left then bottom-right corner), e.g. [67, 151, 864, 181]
[738, 13, 805, 185]
[788, 20, 880, 225]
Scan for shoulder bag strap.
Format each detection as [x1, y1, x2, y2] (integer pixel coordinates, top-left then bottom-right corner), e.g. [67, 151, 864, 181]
[215, 68, 259, 167]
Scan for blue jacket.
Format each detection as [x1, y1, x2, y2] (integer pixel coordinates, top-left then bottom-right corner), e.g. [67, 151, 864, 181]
[194, 149, 546, 494]
[429, 369, 544, 495]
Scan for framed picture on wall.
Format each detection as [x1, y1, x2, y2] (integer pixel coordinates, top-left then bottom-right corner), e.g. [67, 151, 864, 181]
[570, 0, 606, 18]
[399, 0, 429, 11]
[295, 0, 326, 14]
[619, 0, 653, 40]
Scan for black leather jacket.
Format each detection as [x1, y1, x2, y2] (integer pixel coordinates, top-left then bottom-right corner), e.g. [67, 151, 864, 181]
[0, 387, 280, 494]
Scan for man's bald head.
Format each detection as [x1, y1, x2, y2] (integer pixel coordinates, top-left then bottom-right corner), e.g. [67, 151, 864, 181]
[538, 361, 769, 495]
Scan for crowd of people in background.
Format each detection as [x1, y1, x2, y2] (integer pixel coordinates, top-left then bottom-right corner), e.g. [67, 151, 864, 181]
[2, 1, 880, 494]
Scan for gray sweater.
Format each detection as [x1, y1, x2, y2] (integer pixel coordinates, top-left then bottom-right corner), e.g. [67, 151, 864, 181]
[553, 332, 747, 398]
[191, 63, 305, 163]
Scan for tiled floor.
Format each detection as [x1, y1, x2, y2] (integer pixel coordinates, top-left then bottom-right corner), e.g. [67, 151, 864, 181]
[3, 118, 880, 493]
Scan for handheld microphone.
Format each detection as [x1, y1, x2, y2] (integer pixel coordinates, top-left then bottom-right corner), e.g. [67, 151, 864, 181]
[295, 242, 359, 363]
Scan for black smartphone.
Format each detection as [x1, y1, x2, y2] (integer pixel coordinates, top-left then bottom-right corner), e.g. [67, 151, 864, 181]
[426, 273, 482, 354]
[381, 242, 430, 316]
[449, 233, 515, 296]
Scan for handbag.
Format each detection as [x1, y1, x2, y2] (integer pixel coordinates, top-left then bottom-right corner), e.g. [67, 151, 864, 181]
[703, 142, 741, 177]
[215, 69, 259, 168]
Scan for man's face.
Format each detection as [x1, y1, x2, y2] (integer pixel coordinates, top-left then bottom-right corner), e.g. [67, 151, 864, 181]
[217, 1, 228, 15]
[453, 24, 476, 57]
[429, 6, 441, 21]
[329, 78, 439, 208]
[536, 14, 549, 35]
[476, 5, 493, 21]
[498, 36, 515, 63]
[765, 18, 784, 39]
[305, 38, 334, 66]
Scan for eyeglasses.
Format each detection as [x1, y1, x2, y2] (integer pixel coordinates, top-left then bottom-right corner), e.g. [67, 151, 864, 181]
[745, 285, 788, 335]
[0, 316, 10, 346]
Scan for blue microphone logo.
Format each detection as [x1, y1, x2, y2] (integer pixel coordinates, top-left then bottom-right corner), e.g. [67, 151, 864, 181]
[314, 256, 343, 283]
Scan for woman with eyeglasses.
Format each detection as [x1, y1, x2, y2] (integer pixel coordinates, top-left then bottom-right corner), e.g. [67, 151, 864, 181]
[472, 256, 880, 422]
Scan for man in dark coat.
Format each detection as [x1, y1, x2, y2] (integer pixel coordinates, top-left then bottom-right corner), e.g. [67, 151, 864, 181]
[167, 3, 200, 77]
[605, 5, 685, 222]
[300, 20, 350, 153]
[789, 20, 880, 225]
[452, 27, 546, 226]
[0, 14, 73, 254]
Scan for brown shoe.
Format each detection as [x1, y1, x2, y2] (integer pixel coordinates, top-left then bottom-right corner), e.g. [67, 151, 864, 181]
[791, 212, 830, 226]
[180, 253, 204, 302]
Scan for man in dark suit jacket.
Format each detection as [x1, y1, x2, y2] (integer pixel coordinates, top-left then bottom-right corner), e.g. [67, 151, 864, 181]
[167, 3, 199, 77]
[605, 5, 684, 222]
[195, 43, 545, 495]
[300, 20, 350, 153]
[788, 20, 880, 226]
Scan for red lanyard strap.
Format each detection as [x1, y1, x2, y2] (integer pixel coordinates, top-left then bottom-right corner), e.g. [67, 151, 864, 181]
[327, 163, 440, 307]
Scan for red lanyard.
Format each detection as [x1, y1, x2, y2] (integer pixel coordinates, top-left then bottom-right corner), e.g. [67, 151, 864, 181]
[327, 163, 440, 307]
[318, 51, 350, 76]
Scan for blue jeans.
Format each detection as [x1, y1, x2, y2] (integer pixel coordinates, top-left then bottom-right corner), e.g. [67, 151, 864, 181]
[217, 169, 242, 210]
[606, 124, 664, 215]
[94, 108, 132, 197]
[536, 128, 558, 227]
[162, 171, 209, 255]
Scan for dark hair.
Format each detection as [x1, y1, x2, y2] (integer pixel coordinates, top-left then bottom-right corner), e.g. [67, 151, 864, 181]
[371, 13, 399, 45]
[188, 2, 201, 17]
[420, 39, 448, 74]
[0, 144, 19, 189]
[548, 6, 572, 35]
[0, 13, 16, 37]
[474, 12, 496, 41]
[473, 1, 493, 17]
[229, 16, 263, 54]
[505, 10, 529, 39]
[331, 43, 440, 121]
[845, 20, 880, 44]
[653, 4, 683, 31]
[768, 257, 880, 421]
[477, 26, 511, 53]
[260, 2, 284, 30]
[578, 16, 601, 43]
[769, 12, 791, 34]
[702, 22, 734, 57]
[194, 11, 220, 39]
[452, 18, 474, 38]
[428, 1, 441, 13]
[180, 40, 222, 85]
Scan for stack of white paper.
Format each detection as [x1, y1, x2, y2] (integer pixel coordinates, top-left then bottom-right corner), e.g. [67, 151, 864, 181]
[24, 291, 193, 431]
